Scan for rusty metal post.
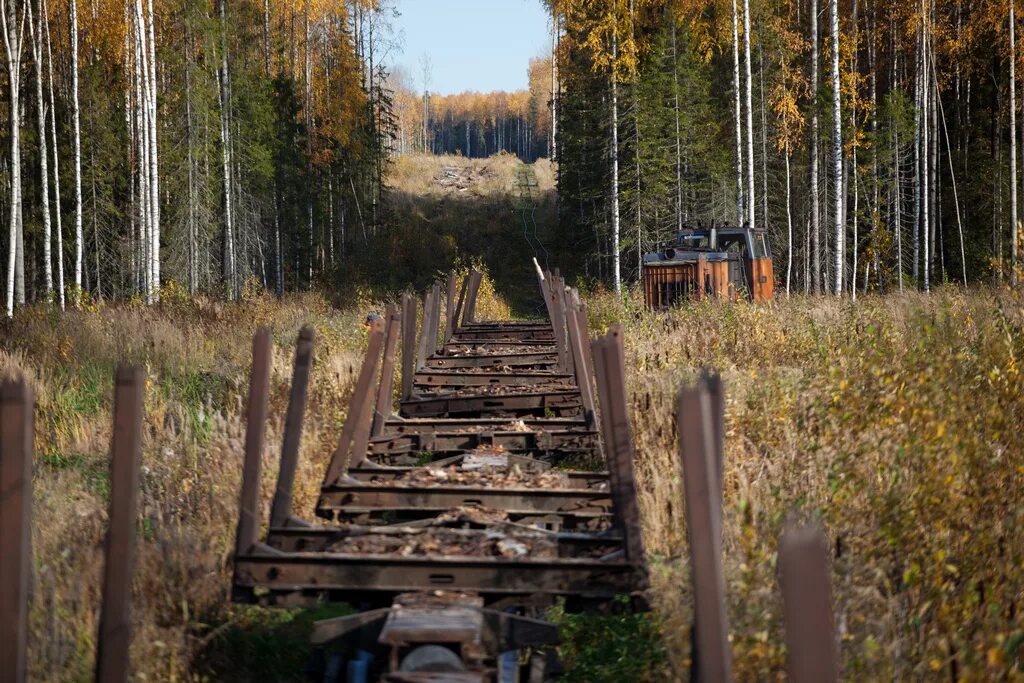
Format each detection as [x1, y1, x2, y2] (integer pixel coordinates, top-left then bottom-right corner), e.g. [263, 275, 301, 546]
[547, 276, 570, 373]
[430, 283, 443, 354]
[462, 270, 482, 326]
[401, 294, 417, 400]
[0, 379, 33, 683]
[780, 523, 838, 683]
[677, 382, 733, 683]
[323, 320, 386, 483]
[444, 272, 457, 342]
[234, 328, 273, 560]
[575, 303, 595, 392]
[416, 287, 438, 370]
[591, 328, 645, 564]
[269, 326, 315, 529]
[371, 308, 401, 438]
[451, 274, 469, 335]
[564, 294, 594, 427]
[701, 371, 724, 510]
[96, 366, 145, 683]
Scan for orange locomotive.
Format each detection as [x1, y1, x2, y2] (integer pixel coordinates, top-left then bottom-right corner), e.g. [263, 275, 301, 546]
[641, 225, 774, 308]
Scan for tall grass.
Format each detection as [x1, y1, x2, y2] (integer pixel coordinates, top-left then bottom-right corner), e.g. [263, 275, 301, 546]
[588, 285, 1024, 680]
[5, 279, 1022, 680]
[2, 290, 374, 681]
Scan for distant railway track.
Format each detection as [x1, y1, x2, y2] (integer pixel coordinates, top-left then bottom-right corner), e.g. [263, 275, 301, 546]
[1, 266, 842, 682]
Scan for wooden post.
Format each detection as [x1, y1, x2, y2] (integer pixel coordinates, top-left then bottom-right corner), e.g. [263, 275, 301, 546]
[677, 382, 733, 682]
[269, 326, 315, 528]
[371, 307, 401, 438]
[780, 523, 838, 683]
[401, 294, 417, 400]
[0, 379, 33, 683]
[96, 366, 145, 682]
[323, 320, 386, 484]
[234, 328, 273, 559]
[591, 327, 646, 565]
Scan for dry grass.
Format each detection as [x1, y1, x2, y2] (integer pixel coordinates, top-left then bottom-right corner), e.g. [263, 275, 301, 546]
[2, 289, 376, 681]
[587, 285, 1024, 680]
[8, 274, 1022, 681]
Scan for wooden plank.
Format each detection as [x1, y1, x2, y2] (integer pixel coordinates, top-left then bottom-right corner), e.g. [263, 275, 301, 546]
[677, 383, 732, 682]
[780, 523, 838, 683]
[270, 326, 315, 527]
[0, 379, 33, 683]
[234, 329, 273, 558]
[96, 366, 145, 683]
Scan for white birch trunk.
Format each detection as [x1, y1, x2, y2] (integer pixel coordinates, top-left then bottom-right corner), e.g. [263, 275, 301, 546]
[71, 0, 83, 293]
[44, 0, 63, 308]
[610, 27, 621, 292]
[831, 0, 843, 295]
[145, 0, 159, 300]
[742, 0, 755, 226]
[29, 0, 51, 301]
[810, 0, 821, 292]
[731, 0, 744, 224]
[2, 0, 24, 316]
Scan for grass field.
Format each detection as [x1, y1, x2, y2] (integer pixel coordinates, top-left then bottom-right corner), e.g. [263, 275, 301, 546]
[4, 279, 1023, 680]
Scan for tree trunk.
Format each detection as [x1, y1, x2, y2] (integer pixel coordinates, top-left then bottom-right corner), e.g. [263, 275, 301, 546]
[71, 0, 83, 294]
[831, 0, 843, 295]
[731, 0, 744, 224]
[44, 0, 63, 308]
[610, 27, 621, 292]
[743, 0, 755, 226]
[2, 0, 25, 316]
[810, 0, 821, 293]
[219, 0, 236, 298]
[29, 0, 51, 301]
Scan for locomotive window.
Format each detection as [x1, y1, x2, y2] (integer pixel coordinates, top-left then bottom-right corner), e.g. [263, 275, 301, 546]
[678, 234, 710, 248]
[752, 234, 770, 259]
[718, 235, 748, 256]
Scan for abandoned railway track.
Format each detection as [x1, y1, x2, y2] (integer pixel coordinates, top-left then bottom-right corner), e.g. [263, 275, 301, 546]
[228, 267, 648, 680]
[0, 265, 843, 683]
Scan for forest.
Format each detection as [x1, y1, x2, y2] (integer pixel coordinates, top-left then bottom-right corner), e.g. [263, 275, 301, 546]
[545, 0, 1020, 293]
[0, 0, 396, 316]
[5, 0, 1023, 312]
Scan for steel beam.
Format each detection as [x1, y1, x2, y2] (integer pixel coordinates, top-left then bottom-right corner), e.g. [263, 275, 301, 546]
[96, 366, 145, 683]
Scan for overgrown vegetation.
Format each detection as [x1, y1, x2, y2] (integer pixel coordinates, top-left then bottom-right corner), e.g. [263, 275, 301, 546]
[593, 285, 1024, 680]
[4, 275, 1022, 680]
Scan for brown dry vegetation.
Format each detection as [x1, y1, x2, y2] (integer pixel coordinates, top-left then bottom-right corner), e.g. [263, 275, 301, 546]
[585, 285, 1024, 681]
[4, 275, 1023, 680]
[2, 288, 375, 681]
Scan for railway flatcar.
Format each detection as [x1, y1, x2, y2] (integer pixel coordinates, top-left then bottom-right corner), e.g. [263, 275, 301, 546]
[642, 225, 774, 307]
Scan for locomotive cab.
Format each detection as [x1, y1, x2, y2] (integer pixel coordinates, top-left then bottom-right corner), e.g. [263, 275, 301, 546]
[642, 225, 773, 308]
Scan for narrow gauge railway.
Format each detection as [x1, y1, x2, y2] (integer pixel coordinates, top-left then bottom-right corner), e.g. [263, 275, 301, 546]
[230, 267, 648, 681]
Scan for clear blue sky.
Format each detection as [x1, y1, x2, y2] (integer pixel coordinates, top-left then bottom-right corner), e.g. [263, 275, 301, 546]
[389, 0, 551, 95]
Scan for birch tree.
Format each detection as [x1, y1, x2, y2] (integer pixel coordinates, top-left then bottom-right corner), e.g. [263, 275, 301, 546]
[831, 0, 844, 294]
[2, 0, 25, 317]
